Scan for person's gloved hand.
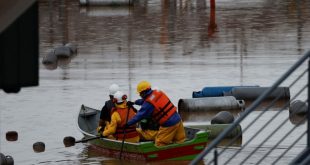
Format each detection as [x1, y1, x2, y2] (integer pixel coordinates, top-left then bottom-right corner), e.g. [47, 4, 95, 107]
[127, 101, 135, 107]
[96, 126, 104, 134]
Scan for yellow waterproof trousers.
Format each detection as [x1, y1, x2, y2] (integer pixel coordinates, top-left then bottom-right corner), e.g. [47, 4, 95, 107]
[122, 136, 140, 143]
[155, 121, 186, 147]
[136, 128, 158, 141]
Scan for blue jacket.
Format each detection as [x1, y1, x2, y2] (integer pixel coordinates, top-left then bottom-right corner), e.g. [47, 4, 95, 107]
[127, 89, 181, 127]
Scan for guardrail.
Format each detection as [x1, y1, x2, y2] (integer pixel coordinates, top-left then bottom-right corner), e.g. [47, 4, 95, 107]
[190, 50, 310, 165]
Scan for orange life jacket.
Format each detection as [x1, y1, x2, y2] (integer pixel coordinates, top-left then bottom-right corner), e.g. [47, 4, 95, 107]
[113, 107, 139, 139]
[145, 90, 177, 125]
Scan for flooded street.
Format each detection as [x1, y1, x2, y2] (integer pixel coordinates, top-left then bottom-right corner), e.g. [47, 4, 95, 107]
[1, 0, 310, 164]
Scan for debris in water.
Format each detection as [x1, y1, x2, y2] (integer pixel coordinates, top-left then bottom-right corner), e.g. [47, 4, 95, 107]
[6, 131, 18, 141]
[33, 142, 45, 153]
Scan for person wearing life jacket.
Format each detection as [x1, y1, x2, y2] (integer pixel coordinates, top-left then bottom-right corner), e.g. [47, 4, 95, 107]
[97, 84, 119, 133]
[127, 99, 159, 141]
[125, 81, 186, 146]
[99, 91, 140, 143]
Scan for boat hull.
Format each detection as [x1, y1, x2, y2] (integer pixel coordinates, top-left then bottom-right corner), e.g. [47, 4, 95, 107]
[78, 105, 209, 161]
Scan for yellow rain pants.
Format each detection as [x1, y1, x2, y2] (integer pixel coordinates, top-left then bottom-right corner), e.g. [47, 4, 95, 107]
[136, 128, 158, 141]
[155, 121, 186, 147]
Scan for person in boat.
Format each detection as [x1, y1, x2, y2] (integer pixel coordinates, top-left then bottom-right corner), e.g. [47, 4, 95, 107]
[127, 98, 159, 141]
[98, 90, 140, 143]
[97, 84, 119, 133]
[125, 81, 186, 146]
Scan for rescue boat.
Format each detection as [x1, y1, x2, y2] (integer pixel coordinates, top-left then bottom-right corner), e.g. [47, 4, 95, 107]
[77, 104, 209, 161]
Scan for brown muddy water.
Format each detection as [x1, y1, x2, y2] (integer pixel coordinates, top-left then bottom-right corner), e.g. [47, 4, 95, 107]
[1, 0, 310, 164]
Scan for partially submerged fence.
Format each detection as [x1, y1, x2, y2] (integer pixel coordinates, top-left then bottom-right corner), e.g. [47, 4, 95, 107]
[190, 50, 310, 165]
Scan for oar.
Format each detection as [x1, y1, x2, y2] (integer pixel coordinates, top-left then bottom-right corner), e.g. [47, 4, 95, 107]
[63, 136, 101, 147]
[119, 106, 131, 159]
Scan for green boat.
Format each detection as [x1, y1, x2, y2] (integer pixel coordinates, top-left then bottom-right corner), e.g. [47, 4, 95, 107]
[77, 104, 209, 161]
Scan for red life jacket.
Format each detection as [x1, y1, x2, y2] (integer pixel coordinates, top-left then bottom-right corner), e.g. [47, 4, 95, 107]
[113, 107, 139, 139]
[145, 90, 177, 125]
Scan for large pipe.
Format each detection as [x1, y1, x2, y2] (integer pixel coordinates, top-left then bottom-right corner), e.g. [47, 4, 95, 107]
[178, 96, 244, 122]
[223, 87, 290, 100]
[79, 0, 133, 6]
[211, 111, 234, 124]
[192, 85, 259, 98]
[178, 96, 245, 113]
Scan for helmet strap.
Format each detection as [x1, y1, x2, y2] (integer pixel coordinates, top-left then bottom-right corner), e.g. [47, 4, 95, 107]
[140, 89, 150, 98]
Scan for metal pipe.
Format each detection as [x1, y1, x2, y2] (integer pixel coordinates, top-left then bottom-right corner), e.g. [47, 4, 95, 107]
[178, 96, 245, 112]
[223, 87, 290, 100]
[210, 0, 215, 9]
[192, 85, 258, 98]
[214, 148, 218, 165]
[307, 57, 310, 150]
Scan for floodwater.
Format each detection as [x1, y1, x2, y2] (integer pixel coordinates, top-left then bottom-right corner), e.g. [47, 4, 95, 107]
[1, 0, 310, 164]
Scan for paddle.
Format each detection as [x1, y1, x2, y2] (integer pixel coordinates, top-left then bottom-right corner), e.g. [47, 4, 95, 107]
[119, 105, 131, 159]
[63, 136, 102, 147]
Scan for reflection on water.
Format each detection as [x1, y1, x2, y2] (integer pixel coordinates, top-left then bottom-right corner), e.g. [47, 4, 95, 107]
[79, 6, 132, 17]
[1, 0, 310, 164]
[212, 137, 242, 148]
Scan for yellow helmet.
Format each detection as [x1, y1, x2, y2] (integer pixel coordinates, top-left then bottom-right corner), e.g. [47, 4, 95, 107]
[137, 81, 151, 93]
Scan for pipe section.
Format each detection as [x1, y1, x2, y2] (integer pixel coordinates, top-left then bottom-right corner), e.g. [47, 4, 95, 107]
[193, 85, 259, 98]
[178, 96, 245, 113]
[211, 111, 234, 124]
[223, 87, 290, 100]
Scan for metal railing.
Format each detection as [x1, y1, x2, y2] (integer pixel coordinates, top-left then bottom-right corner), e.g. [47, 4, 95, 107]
[190, 50, 310, 165]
